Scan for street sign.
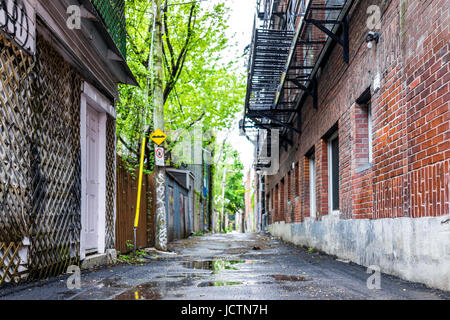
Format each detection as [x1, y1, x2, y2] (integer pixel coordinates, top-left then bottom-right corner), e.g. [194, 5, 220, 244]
[150, 129, 167, 145]
[155, 146, 165, 166]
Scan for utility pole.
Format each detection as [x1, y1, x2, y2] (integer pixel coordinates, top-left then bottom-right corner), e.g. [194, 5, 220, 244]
[153, 0, 167, 251]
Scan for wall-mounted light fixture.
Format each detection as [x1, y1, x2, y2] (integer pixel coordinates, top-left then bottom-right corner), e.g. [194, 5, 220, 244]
[366, 31, 380, 49]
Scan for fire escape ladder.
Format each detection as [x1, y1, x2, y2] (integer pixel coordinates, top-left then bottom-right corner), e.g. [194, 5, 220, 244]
[243, 0, 354, 170]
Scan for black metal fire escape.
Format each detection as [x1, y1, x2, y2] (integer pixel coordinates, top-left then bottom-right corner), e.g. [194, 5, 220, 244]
[242, 0, 354, 170]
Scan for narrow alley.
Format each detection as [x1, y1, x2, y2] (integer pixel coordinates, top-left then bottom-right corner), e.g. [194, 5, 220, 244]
[1, 233, 448, 300]
[0, 0, 449, 306]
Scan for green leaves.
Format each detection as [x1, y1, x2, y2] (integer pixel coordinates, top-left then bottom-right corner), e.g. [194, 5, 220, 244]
[213, 143, 245, 219]
[118, 0, 246, 170]
[163, 1, 245, 137]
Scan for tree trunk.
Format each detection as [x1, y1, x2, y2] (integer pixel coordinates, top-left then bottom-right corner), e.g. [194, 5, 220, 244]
[154, 0, 167, 251]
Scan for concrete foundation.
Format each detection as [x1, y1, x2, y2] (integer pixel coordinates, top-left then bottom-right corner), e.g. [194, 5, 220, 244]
[81, 249, 117, 270]
[268, 215, 450, 291]
[81, 254, 108, 269]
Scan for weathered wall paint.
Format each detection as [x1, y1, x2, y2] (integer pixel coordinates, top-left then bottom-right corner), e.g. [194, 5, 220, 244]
[268, 215, 450, 291]
[165, 175, 190, 241]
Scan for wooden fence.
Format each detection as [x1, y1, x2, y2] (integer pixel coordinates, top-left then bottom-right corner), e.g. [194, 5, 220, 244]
[115, 157, 155, 254]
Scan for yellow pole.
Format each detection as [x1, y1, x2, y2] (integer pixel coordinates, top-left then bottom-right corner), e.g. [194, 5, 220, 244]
[134, 137, 146, 229]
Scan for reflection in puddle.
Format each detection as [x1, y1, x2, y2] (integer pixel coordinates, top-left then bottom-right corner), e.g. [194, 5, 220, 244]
[97, 277, 128, 288]
[182, 260, 255, 273]
[59, 278, 129, 300]
[115, 283, 163, 300]
[198, 281, 243, 287]
[114, 277, 197, 300]
[271, 275, 308, 281]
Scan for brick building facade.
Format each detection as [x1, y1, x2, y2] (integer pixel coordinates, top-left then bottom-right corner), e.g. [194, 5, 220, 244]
[243, 0, 449, 290]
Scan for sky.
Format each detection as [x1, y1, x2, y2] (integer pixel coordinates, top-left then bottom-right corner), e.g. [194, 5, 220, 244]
[218, 0, 257, 172]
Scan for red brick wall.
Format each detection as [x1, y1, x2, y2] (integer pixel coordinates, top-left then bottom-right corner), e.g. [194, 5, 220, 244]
[322, 139, 332, 217]
[286, 171, 292, 223]
[302, 157, 311, 219]
[264, 0, 449, 222]
[293, 162, 301, 222]
[353, 104, 370, 169]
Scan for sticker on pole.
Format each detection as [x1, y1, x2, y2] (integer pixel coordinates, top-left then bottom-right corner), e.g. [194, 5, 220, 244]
[155, 147, 165, 167]
[150, 129, 167, 145]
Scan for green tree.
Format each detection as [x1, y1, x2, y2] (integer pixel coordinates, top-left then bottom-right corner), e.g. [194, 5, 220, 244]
[213, 142, 245, 231]
[224, 151, 245, 219]
[118, 0, 245, 169]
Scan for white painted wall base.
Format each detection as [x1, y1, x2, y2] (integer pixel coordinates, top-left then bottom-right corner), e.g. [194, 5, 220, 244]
[268, 215, 450, 291]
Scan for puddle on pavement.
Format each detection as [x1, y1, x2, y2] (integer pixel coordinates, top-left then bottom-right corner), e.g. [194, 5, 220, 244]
[96, 277, 128, 289]
[271, 275, 308, 281]
[114, 277, 198, 300]
[197, 281, 244, 287]
[155, 274, 204, 280]
[182, 260, 255, 272]
[58, 277, 128, 299]
[115, 282, 164, 300]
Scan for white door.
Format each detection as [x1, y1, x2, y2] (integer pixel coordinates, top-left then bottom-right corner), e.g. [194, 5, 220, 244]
[84, 105, 100, 253]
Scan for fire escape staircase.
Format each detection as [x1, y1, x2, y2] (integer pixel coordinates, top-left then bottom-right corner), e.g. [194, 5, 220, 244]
[243, 0, 354, 169]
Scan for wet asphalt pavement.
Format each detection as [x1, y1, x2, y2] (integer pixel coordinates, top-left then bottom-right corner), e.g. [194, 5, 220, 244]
[0, 232, 449, 300]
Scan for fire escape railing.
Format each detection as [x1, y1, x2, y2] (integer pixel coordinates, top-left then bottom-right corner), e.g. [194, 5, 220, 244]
[245, 28, 295, 118]
[243, 0, 354, 162]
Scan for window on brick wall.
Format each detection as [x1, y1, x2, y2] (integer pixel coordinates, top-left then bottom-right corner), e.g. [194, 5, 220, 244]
[355, 88, 373, 170]
[287, 170, 292, 202]
[308, 154, 317, 218]
[368, 103, 373, 163]
[328, 131, 340, 214]
[271, 189, 274, 210]
[275, 184, 279, 220]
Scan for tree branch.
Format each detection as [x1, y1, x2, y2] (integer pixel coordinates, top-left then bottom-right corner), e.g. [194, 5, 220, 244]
[162, 4, 196, 104]
[188, 111, 205, 128]
[119, 135, 138, 156]
[163, 1, 176, 71]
